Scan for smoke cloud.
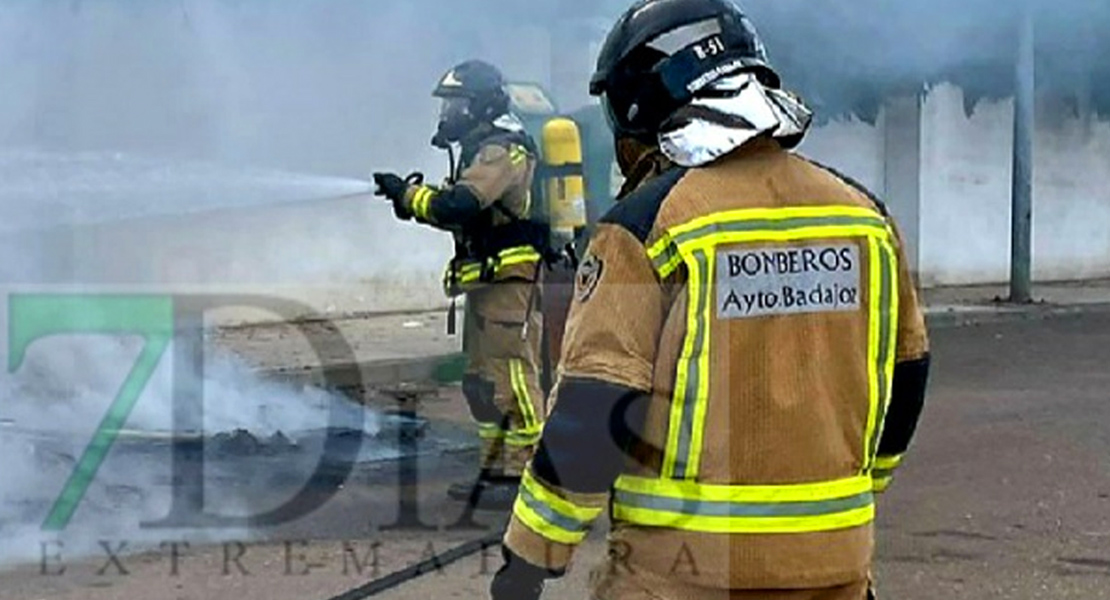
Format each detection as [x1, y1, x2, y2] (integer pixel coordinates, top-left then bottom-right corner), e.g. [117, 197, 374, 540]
[1, 0, 1107, 572]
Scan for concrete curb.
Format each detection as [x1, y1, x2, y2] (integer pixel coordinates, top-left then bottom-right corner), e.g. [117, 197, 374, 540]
[925, 301, 1110, 329]
[256, 353, 467, 390]
[252, 302, 1110, 389]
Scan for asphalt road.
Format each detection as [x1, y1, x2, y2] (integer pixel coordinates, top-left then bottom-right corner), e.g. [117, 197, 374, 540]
[2, 313, 1109, 600]
[873, 312, 1110, 599]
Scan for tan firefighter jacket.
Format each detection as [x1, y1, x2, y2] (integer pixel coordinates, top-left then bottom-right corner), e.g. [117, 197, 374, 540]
[502, 136, 931, 589]
[401, 129, 541, 297]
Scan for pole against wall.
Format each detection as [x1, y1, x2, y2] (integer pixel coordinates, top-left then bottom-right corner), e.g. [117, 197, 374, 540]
[1009, 1, 1035, 303]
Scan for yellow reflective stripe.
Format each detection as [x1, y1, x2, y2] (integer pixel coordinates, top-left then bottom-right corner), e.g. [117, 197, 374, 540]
[873, 455, 903, 471]
[648, 208, 890, 278]
[513, 496, 589, 545]
[661, 247, 703, 479]
[655, 207, 896, 482]
[657, 253, 683, 280]
[880, 242, 900, 455]
[647, 234, 681, 279]
[512, 470, 602, 545]
[412, 186, 435, 220]
[447, 246, 542, 285]
[679, 225, 887, 255]
[667, 205, 886, 240]
[523, 470, 604, 522]
[497, 247, 543, 262]
[479, 424, 540, 446]
[477, 423, 504, 440]
[612, 475, 875, 534]
[509, 145, 528, 166]
[456, 271, 481, 285]
[505, 432, 541, 447]
[455, 247, 542, 274]
[687, 251, 715, 478]
[871, 454, 902, 490]
[509, 359, 538, 429]
[646, 233, 674, 264]
[863, 239, 899, 470]
[613, 503, 874, 534]
[617, 474, 872, 503]
[863, 237, 882, 469]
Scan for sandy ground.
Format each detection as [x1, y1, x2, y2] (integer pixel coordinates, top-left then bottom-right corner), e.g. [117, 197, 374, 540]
[208, 309, 462, 375]
[3, 313, 1110, 599]
[206, 279, 1110, 382]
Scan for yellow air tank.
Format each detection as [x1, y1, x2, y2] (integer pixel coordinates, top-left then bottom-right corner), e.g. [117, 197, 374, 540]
[540, 117, 587, 239]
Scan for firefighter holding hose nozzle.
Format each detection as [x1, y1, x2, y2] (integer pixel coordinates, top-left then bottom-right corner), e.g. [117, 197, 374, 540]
[373, 60, 548, 509]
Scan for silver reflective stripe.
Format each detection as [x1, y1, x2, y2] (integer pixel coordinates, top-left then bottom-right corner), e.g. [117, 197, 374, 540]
[671, 215, 887, 248]
[519, 483, 589, 533]
[671, 249, 710, 479]
[613, 489, 874, 518]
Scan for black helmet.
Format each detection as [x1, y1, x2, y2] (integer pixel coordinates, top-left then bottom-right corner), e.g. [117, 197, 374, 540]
[431, 60, 511, 147]
[589, 0, 779, 141]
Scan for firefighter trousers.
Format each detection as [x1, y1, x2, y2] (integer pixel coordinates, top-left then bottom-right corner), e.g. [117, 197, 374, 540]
[461, 279, 544, 478]
[589, 563, 875, 600]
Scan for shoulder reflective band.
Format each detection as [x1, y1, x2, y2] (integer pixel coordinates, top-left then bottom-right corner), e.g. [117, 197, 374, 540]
[613, 474, 875, 534]
[647, 206, 890, 280]
[643, 206, 898, 481]
[509, 145, 529, 166]
[513, 469, 604, 545]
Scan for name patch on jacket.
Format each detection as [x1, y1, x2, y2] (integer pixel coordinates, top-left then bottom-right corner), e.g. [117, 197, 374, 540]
[717, 244, 861, 318]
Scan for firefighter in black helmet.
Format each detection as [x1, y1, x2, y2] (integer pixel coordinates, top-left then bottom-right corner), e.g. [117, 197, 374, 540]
[373, 60, 547, 508]
[489, 1, 929, 599]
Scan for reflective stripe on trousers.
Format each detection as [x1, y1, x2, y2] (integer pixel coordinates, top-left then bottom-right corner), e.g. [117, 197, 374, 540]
[475, 359, 542, 447]
[615, 205, 899, 534]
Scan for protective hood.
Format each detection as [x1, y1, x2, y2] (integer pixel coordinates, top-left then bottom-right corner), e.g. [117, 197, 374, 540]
[658, 72, 813, 167]
[491, 112, 527, 134]
[454, 112, 527, 153]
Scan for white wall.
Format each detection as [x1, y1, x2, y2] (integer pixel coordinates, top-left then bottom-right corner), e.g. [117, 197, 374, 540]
[918, 84, 1016, 286]
[1, 196, 454, 326]
[8, 85, 1108, 326]
[799, 115, 886, 195]
[800, 83, 1110, 286]
[1031, 105, 1110, 281]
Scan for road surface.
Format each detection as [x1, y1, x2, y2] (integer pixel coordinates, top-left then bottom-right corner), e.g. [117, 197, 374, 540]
[1, 313, 1109, 600]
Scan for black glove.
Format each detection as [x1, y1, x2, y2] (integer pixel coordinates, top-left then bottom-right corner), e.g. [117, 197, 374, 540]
[490, 547, 552, 600]
[372, 172, 411, 220]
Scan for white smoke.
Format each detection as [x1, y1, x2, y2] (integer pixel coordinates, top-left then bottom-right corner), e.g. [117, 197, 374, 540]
[0, 331, 381, 567]
[0, 0, 565, 571]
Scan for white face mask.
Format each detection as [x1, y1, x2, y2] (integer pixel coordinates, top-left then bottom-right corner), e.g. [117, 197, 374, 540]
[658, 72, 813, 167]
